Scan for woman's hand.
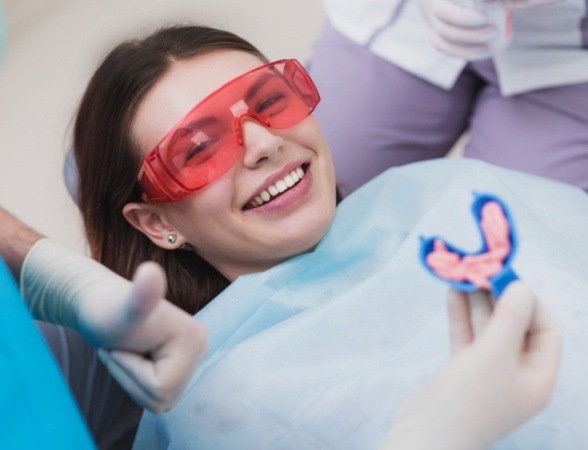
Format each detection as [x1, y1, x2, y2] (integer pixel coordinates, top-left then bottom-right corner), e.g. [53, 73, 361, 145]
[380, 282, 562, 450]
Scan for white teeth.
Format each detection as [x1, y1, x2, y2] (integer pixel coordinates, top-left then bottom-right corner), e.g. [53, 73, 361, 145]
[248, 166, 306, 209]
[276, 180, 288, 193]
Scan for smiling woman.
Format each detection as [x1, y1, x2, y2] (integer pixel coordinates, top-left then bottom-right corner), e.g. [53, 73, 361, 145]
[123, 50, 336, 282]
[73, 25, 336, 313]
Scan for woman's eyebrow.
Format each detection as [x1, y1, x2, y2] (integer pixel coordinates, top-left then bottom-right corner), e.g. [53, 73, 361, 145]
[181, 116, 220, 131]
[244, 72, 280, 102]
[166, 116, 220, 158]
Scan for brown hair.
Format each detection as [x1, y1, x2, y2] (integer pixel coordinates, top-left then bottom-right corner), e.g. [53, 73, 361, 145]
[73, 25, 267, 314]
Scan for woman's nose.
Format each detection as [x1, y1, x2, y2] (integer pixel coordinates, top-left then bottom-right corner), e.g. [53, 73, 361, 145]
[240, 118, 284, 168]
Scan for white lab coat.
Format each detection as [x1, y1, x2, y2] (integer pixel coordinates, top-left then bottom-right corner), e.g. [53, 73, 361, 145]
[323, 0, 588, 96]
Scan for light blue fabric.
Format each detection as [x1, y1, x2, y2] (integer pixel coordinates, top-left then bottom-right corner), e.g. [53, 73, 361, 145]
[134, 159, 588, 450]
[0, 258, 95, 449]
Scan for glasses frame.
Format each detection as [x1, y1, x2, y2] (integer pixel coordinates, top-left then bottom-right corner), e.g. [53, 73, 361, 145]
[137, 58, 320, 203]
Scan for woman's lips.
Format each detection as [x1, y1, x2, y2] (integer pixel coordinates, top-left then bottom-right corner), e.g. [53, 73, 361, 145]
[244, 163, 309, 210]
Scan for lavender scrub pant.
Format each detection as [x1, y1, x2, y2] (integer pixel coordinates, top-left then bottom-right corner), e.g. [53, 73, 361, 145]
[307, 21, 588, 196]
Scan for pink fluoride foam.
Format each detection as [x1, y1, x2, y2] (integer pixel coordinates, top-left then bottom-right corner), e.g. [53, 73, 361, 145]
[425, 201, 511, 290]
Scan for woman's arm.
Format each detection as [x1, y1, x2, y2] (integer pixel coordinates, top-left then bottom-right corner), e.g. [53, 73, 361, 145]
[380, 282, 561, 450]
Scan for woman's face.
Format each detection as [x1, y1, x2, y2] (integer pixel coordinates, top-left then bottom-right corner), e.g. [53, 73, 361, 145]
[131, 50, 337, 280]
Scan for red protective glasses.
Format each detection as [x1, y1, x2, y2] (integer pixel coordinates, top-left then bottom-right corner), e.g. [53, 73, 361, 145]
[138, 59, 320, 203]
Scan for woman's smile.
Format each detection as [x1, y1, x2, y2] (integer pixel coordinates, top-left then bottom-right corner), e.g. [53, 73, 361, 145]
[243, 162, 309, 211]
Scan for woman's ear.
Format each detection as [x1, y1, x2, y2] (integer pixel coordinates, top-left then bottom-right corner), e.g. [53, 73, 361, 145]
[122, 202, 187, 250]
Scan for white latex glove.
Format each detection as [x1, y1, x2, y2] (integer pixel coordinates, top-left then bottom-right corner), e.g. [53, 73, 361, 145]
[416, 0, 507, 60]
[21, 239, 207, 413]
[379, 281, 561, 450]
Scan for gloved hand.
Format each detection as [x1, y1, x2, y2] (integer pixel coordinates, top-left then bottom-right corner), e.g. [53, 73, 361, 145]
[379, 281, 561, 450]
[415, 0, 509, 60]
[21, 239, 207, 413]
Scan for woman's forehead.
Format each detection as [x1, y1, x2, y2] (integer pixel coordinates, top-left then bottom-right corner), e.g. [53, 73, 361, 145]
[156, 51, 264, 106]
[133, 50, 265, 154]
